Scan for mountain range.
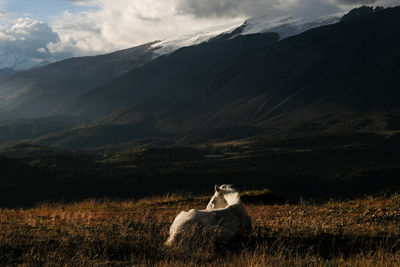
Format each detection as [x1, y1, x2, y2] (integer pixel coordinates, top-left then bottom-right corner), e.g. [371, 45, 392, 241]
[1, 6, 400, 206]
[0, 6, 399, 149]
[0, 12, 342, 120]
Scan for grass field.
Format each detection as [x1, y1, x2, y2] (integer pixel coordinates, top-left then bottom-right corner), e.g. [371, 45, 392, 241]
[1, 192, 399, 266]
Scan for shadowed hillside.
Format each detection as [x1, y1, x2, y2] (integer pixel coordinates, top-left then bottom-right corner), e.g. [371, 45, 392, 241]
[1, 130, 400, 207]
[0, 7, 399, 149]
[0, 42, 157, 120]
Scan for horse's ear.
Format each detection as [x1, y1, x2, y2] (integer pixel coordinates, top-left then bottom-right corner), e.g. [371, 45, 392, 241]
[215, 184, 222, 193]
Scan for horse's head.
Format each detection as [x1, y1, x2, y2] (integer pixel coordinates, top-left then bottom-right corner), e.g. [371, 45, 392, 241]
[206, 184, 237, 210]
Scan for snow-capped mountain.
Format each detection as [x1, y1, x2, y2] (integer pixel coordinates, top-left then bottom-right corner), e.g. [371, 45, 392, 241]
[151, 22, 244, 56]
[0, 17, 64, 71]
[0, 11, 345, 121]
[151, 12, 343, 57]
[1, 6, 400, 150]
[0, 44, 38, 71]
[0, 43, 55, 71]
[0, 13, 342, 72]
[241, 13, 344, 39]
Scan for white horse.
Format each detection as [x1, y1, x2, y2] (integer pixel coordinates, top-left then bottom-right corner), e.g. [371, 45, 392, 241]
[165, 184, 251, 246]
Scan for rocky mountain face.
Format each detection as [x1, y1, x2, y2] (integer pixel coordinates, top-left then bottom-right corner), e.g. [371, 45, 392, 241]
[29, 6, 400, 149]
[0, 12, 344, 122]
[0, 7, 399, 149]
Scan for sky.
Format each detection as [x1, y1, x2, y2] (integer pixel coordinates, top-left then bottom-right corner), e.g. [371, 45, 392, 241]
[0, 0, 93, 21]
[0, 0, 397, 69]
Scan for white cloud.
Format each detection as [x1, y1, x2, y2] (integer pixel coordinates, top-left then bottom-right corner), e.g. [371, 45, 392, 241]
[50, 0, 244, 56]
[0, 15, 72, 70]
[176, 0, 347, 18]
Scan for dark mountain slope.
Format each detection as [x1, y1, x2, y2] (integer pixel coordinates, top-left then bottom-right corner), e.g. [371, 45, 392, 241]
[44, 7, 400, 148]
[55, 33, 280, 118]
[0, 42, 157, 120]
[0, 68, 15, 78]
[0, 116, 83, 145]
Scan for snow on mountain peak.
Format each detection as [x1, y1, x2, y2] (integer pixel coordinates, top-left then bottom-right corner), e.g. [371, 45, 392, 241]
[151, 21, 244, 56]
[242, 13, 344, 39]
[151, 12, 344, 58]
[0, 12, 344, 72]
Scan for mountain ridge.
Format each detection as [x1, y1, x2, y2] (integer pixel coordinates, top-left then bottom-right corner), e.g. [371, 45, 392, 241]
[1, 6, 399, 149]
[0, 42, 158, 120]
[42, 6, 400, 148]
[0, 12, 344, 122]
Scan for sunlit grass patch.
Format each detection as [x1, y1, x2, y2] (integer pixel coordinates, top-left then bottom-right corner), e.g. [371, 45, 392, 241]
[0, 193, 399, 266]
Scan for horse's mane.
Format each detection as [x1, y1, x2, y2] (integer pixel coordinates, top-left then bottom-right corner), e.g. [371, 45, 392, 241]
[220, 184, 241, 206]
[219, 184, 235, 193]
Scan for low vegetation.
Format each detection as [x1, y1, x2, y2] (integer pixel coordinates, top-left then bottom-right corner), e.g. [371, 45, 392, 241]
[1, 192, 399, 266]
[2, 133, 400, 207]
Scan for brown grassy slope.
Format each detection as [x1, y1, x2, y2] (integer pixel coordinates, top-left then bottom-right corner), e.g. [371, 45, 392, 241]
[0, 193, 399, 266]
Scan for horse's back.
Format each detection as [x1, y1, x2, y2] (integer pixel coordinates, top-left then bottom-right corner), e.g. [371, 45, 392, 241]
[210, 204, 251, 233]
[172, 204, 250, 232]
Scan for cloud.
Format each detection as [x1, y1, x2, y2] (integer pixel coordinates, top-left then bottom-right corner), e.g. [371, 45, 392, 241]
[50, 0, 244, 56]
[330, 0, 377, 5]
[336, 0, 377, 3]
[327, 0, 396, 10]
[0, 16, 72, 70]
[177, 0, 244, 18]
[51, 0, 348, 57]
[0, 9, 9, 21]
[176, 0, 345, 18]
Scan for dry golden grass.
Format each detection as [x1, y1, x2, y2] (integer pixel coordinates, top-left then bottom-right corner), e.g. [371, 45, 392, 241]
[1, 193, 399, 266]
